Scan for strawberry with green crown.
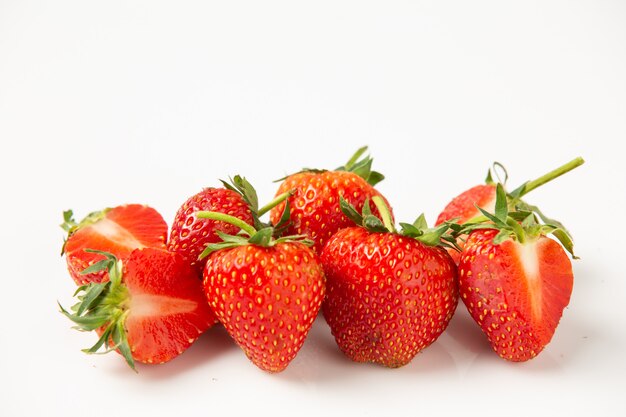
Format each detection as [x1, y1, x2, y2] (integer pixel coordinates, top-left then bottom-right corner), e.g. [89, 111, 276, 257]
[320, 196, 458, 368]
[454, 183, 578, 361]
[270, 146, 393, 253]
[168, 176, 291, 275]
[197, 205, 325, 373]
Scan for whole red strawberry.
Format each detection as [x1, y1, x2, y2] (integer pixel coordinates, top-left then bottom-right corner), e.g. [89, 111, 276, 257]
[61, 204, 167, 285]
[168, 186, 253, 273]
[60, 248, 217, 370]
[270, 147, 393, 253]
[168, 176, 290, 275]
[436, 158, 584, 263]
[321, 197, 458, 368]
[197, 209, 325, 373]
[455, 184, 576, 361]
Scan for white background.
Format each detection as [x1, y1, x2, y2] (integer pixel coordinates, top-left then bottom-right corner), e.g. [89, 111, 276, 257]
[1, 1, 625, 416]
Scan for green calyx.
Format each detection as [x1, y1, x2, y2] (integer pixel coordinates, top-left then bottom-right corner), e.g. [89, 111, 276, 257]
[59, 250, 136, 371]
[335, 146, 385, 186]
[451, 183, 578, 258]
[197, 176, 309, 259]
[460, 157, 584, 258]
[274, 146, 385, 186]
[196, 207, 312, 260]
[60, 208, 111, 255]
[339, 196, 456, 249]
[221, 175, 292, 231]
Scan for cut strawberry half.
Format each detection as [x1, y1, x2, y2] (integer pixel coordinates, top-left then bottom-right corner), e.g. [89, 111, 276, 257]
[454, 183, 577, 361]
[459, 229, 573, 361]
[61, 204, 168, 285]
[60, 248, 217, 369]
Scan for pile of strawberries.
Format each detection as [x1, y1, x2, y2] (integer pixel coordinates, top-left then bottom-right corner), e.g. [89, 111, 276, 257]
[59, 148, 584, 372]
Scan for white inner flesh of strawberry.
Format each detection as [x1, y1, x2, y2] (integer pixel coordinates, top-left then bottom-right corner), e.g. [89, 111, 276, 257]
[515, 240, 542, 319]
[129, 294, 198, 318]
[91, 218, 146, 250]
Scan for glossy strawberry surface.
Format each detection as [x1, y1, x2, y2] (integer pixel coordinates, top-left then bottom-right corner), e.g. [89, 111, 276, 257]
[168, 188, 254, 274]
[320, 227, 458, 367]
[436, 184, 496, 263]
[270, 171, 393, 253]
[436, 184, 497, 226]
[203, 242, 325, 372]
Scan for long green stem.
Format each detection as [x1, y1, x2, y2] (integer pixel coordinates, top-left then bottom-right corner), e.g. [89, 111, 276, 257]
[511, 157, 584, 198]
[372, 196, 396, 233]
[196, 211, 257, 236]
[257, 191, 292, 217]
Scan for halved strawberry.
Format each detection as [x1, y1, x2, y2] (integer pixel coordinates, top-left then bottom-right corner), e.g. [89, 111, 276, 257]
[60, 248, 217, 369]
[61, 205, 167, 285]
[455, 184, 576, 361]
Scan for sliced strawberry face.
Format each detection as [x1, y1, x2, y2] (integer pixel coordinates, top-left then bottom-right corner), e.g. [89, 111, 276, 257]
[63, 248, 217, 369]
[63, 205, 168, 285]
[122, 248, 217, 365]
[270, 171, 393, 253]
[458, 229, 573, 361]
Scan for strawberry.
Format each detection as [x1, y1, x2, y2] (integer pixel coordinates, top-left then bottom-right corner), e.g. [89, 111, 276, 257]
[197, 208, 325, 373]
[455, 184, 576, 361]
[436, 184, 496, 226]
[269, 146, 393, 253]
[320, 196, 458, 368]
[168, 176, 290, 275]
[168, 186, 253, 274]
[60, 248, 217, 370]
[436, 158, 584, 263]
[61, 205, 167, 285]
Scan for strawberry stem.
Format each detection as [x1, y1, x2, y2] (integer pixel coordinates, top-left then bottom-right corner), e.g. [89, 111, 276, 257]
[372, 196, 396, 233]
[196, 211, 258, 236]
[510, 157, 584, 198]
[257, 190, 292, 217]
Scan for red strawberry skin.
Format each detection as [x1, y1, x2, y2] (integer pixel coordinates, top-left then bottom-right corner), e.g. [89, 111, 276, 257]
[436, 184, 496, 263]
[120, 248, 218, 365]
[203, 242, 325, 372]
[458, 229, 573, 361]
[270, 171, 393, 253]
[64, 205, 167, 285]
[168, 188, 254, 274]
[436, 184, 497, 226]
[320, 227, 458, 368]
